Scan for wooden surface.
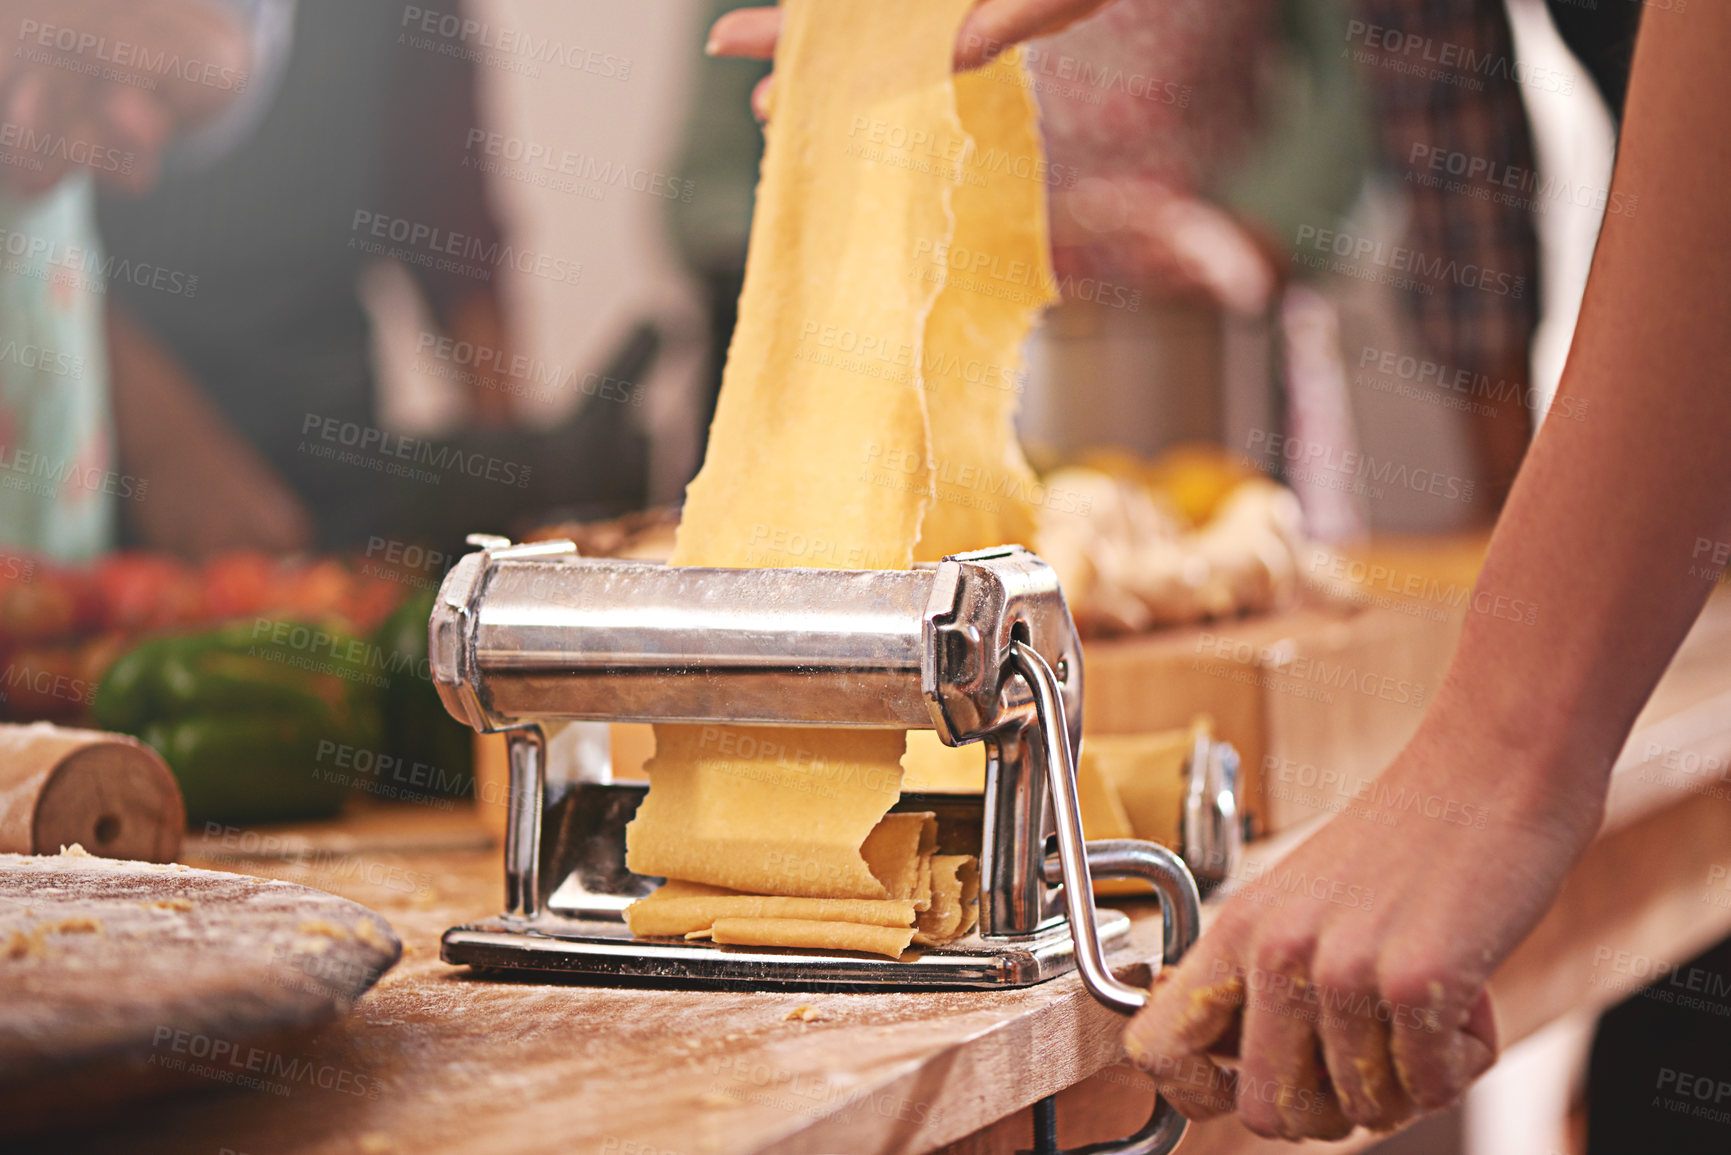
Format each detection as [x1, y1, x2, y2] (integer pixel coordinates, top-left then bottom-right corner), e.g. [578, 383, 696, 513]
[1085, 592, 1459, 837]
[22, 589, 1731, 1155]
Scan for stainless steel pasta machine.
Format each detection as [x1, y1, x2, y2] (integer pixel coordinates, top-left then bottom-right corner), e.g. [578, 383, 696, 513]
[430, 536, 1243, 1152]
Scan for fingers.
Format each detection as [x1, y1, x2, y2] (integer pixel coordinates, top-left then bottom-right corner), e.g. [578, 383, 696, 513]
[1466, 988, 1499, 1054]
[750, 75, 774, 123]
[1152, 1058, 1238, 1122]
[708, 0, 1119, 71]
[98, 85, 173, 191]
[709, 0, 1122, 128]
[1311, 951, 1412, 1131]
[0, 70, 70, 197]
[1130, 929, 1499, 1139]
[1124, 929, 1247, 1120]
[1387, 972, 1499, 1111]
[954, 0, 1118, 70]
[706, 7, 781, 60]
[1233, 939, 1352, 1141]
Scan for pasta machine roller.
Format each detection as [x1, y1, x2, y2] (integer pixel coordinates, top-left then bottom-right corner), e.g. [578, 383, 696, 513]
[431, 536, 1239, 1147]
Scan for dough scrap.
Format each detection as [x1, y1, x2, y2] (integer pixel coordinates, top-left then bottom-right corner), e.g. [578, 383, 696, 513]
[1082, 720, 1208, 896]
[913, 856, 981, 945]
[1086, 725, 1198, 847]
[860, 812, 936, 902]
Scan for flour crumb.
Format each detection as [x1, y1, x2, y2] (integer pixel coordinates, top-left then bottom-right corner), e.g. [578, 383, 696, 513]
[48, 917, 102, 935]
[4, 930, 43, 959]
[354, 918, 392, 951]
[298, 919, 350, 940]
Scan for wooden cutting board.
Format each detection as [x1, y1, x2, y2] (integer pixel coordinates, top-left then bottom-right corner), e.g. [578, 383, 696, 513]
[0, 849, 402, 1137]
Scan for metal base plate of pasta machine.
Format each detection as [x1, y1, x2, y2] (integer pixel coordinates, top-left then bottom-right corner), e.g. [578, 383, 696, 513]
[442, 783, 1138, 991]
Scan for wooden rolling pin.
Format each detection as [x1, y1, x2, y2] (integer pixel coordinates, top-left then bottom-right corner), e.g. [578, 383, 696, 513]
[0, 722, 183, 861]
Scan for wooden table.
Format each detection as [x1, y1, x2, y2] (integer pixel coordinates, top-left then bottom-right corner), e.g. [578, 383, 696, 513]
[44, 590, 1731, 1155]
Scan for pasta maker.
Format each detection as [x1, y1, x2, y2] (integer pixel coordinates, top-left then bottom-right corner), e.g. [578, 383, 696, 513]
[430, 535, 1238, 1036]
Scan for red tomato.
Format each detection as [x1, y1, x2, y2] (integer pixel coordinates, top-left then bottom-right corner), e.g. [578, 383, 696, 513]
[198, 551, 280, 620]
[278, 558, 354, 621]
[0, 554, 80, 643]
[93, 553, 200, 632]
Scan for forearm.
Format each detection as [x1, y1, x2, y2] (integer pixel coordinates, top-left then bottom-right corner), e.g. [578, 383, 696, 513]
[107, 303, 312, 556]
[1429, 4, 1731, 798]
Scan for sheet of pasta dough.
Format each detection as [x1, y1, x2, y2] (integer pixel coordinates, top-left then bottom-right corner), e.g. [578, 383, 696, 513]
[626, 0, 972, 901]
[626, 4, 1054, 944]
[710, 918, 916, 960]
[626, 880, 919, 938]
[913, 55, 1059, 562]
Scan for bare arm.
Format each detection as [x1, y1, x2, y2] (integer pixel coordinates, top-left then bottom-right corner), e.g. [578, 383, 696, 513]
[709, 0, 1731, 1136]
[107, 303, 314, 559]
[0, 0, 248, 194]
[1129, 4, 1731, 1139]
[1447, 4, 1731, 794]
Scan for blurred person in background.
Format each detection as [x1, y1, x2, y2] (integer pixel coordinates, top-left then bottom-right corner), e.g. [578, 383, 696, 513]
[96, 0, 649, 559]
[0, 0, 247, 559]
[715, 0, 1729, 1149]
[984, 0, 1565, 520]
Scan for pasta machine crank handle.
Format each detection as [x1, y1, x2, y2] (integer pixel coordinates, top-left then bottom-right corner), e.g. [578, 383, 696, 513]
[1014, 640, 1200, 1155]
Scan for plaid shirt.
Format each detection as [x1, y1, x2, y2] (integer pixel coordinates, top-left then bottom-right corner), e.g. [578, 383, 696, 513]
[1348, 0, 1543, 381]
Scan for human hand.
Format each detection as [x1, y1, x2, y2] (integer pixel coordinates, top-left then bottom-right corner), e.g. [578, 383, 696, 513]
[1052, 177, 1279, 316]
[1124, 718, 1607, 1139]
[706, 0, 1119, 118]
[0, 0, 249, 196]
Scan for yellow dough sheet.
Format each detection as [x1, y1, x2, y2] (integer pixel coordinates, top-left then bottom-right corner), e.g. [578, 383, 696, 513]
[1081, 719, 1209, 895]
[625, 0, 973, 904]
[709, 917, 917, 959]
[912, 54, 1058, 563]
[629, 725, 910, 899]
[626, 0, 1057, 954]
[902, 730, 987, 793]
[627, 888, 919, 939]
